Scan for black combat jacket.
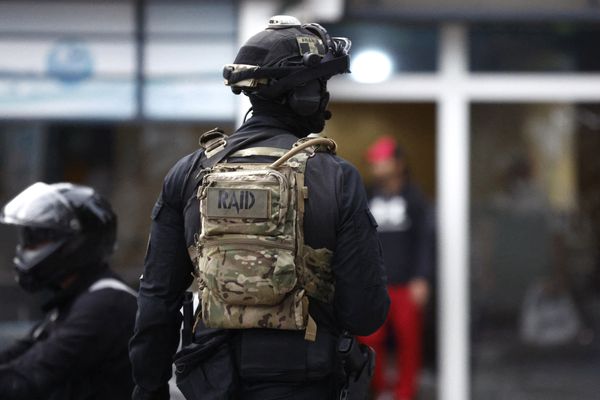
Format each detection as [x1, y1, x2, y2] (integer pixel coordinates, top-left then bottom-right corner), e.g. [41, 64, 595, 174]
[129, 115, 390, 399]
[0, 268, 137, 400]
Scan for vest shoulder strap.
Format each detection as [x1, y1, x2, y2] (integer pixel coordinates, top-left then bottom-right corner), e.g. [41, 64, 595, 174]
[228, 147, 288, 158]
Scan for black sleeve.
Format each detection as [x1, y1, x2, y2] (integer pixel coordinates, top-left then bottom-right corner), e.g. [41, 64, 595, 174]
[0, 335, 37, 400]
[331, 160, 390, 336]
[0, 336, 35, 365]
[129, 156, 195, 400]
[0, 294, 120, 400]
[413, 199, 436, 281]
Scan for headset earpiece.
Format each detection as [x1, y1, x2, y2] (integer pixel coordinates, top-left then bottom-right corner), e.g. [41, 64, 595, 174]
[303, 52, 322, 67]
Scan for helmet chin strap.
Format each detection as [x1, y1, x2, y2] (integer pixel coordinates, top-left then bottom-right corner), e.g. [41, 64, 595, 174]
[243, 107, 254, 123]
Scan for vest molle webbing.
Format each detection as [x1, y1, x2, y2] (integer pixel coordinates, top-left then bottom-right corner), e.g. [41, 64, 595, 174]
[191, 137, 336, 341]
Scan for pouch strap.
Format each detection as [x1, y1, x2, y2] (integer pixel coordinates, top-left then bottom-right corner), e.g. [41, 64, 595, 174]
[304, 314, 317, 342]
[187, 245, 199, 263]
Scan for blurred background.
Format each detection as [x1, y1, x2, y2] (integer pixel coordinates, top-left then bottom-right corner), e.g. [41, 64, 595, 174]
[1, 1, 600, 399]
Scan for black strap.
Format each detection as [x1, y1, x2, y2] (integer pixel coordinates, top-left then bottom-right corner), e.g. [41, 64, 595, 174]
[182, 144, 238, 204]
[180, 150, 205, 206]
[224, 66, 299, 84]
[225, 56, 349, 99]
[258, 56, 349, 99]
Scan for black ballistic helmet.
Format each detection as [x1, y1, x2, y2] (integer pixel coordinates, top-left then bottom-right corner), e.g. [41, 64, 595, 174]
[0, 182, 116, 292]
[223, 15, 351, 116]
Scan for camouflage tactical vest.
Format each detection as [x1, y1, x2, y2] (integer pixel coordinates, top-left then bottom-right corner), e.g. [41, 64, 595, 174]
[190, 137, 337, 341]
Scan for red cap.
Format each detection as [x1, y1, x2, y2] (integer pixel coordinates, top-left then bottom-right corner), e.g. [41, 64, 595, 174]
[366, 136, 397, 163]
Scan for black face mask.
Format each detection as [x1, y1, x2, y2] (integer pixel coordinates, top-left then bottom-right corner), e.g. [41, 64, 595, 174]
[303, 104, 330, 134]
[250, 81, 331, 136]
[251, 99, 329, 137]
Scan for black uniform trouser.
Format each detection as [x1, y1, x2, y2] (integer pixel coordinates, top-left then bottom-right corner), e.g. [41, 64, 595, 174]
[239, 378, 336, 399]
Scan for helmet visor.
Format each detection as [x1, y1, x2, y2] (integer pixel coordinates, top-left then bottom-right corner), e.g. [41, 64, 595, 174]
[14, 241, 64, 273]
[0, 182, 80, 232]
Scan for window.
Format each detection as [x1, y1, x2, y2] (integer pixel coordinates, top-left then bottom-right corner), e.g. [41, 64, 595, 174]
[143, 0, 237, 120]
[470, 24, 600, 72]
[470, 103, 600, 399]
[325, 20, 438, 77]
[0, 1, 136, 118]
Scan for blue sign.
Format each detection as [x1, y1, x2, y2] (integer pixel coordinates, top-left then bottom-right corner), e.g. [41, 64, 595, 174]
[47, 38, 94, 84]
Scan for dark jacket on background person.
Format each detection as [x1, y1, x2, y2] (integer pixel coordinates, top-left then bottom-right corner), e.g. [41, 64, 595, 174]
[129, 115, 390, 399]
[368, 183, 434, 285]
[0, 267, 137, 400]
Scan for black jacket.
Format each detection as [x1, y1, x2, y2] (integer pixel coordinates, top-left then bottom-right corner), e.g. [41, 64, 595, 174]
[0, 269, 137, 400]
[129, 115, 390, 399]
[369, 183, 435, 285]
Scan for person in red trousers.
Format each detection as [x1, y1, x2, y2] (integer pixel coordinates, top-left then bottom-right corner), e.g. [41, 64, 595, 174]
[360, 136, 435, 400]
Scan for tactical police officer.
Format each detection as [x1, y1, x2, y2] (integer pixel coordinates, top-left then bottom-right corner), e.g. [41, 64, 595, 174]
[129, 16, 389, 400]
[0, 182, 137, 400]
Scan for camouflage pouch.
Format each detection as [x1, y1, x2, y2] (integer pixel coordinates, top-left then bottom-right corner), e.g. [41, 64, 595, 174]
[201, 287, 308, 330]
[198, 164, 299, 308]
[193, 138, 337, 340]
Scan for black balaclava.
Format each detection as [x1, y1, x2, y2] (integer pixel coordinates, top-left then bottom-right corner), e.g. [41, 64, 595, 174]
[249, 88, 330, 137]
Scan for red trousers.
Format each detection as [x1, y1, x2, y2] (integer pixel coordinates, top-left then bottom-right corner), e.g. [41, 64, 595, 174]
[359, 285, 422, 400]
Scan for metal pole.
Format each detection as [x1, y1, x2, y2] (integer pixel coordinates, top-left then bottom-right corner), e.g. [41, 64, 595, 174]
[135, 0, 146, 120]
[437, 22, 470, 400]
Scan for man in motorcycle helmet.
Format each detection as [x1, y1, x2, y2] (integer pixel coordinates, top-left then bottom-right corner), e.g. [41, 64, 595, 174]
[0, 182, 137, 400]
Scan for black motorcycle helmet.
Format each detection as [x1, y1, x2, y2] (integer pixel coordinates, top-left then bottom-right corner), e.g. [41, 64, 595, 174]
[0, 182, 116, 292]
[223, 15, 351, 127]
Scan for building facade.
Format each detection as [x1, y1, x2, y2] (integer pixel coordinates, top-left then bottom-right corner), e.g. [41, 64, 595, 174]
[1, 1, 600, 399]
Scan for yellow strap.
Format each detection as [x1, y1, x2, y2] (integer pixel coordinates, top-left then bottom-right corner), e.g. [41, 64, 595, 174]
[296, 173, 305, 213]
[304, 314, 317, 342]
